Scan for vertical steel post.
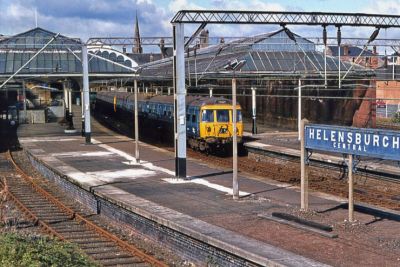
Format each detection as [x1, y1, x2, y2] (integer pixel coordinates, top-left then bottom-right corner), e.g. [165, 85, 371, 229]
[194, 50, 198, 87]
[337, 27, 342, 89]
[385, 104, 388, 118]
[174, 23, 186, 178]
[81, 90, 84, 136]
[68, 89, 73, 120]
[22, 81, 27, 123]
[300, 119, 309, 211]
[64, 81, 68, 120]
[348, 154, 354, 222]
[251, 87, 257, 134]
[393, 60, 395, 80]
[82, 45, 91, 144]
[134, 79, 140, 163]
[232, 78, 239, 199]
[298, 79, 302, 140]
[323, 26, 328, 88]
[324, 45, 327, 88]
[209, 87, 213, 98]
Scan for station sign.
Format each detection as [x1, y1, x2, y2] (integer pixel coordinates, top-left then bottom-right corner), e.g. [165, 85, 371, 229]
[305, 124, 400, 161]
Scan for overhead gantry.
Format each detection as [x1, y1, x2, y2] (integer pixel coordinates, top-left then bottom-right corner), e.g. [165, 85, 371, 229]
[171, 10, 400, 190]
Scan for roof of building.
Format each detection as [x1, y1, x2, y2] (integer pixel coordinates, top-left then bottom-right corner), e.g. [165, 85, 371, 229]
[139, 30, 372, 80]
[0, 27, 136, 76]
[375, 65, 400, 80]
[126, 50, 173, 65]
[328, 45, 375, 57]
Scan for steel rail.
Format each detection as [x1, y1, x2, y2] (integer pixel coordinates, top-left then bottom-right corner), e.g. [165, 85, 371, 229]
[5, 150, 167, 267]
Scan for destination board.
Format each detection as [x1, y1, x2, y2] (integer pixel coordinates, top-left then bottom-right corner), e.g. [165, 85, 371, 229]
[305, 124, 400, 161]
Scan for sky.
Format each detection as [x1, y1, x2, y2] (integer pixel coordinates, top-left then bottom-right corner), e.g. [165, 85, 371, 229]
[1, 0, 400, 44]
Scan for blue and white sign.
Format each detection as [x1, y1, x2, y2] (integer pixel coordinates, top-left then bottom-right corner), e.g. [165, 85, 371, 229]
[305, 124, 400, 161]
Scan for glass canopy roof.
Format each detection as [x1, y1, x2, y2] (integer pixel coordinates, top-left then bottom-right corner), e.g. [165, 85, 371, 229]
[0, 28, 135, 75]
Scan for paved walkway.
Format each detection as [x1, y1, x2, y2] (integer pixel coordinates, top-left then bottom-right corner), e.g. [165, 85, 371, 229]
[17, 114, 400, 266]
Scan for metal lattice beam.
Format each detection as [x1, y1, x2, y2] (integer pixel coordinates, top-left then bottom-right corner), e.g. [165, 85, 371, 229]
[171, 10, 400, 27]
[86, 37, 174, 46]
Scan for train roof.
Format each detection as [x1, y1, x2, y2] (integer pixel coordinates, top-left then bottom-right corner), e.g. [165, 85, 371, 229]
[97, 91, 235, 107]
[148, 95, 233, 107]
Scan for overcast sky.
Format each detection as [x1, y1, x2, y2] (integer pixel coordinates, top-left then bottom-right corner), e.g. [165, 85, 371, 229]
[1, 0, 400, 42]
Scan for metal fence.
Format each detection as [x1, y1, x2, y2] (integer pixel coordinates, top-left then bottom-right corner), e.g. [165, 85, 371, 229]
[376, 104, 400, 118]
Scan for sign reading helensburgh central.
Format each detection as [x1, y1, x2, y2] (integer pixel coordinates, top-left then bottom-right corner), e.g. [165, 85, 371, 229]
[305, 124, 400, 161]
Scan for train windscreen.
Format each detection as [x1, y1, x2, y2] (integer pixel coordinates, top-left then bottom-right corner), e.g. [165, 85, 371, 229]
[216, 110, 229, 122]
[202, 110, 214, 122]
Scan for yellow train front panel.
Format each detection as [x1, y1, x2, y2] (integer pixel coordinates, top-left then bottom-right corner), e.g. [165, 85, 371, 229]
[199, 104, 243, 144]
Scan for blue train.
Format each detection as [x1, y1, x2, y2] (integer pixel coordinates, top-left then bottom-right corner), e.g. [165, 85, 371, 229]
[95, 91, 243, 152]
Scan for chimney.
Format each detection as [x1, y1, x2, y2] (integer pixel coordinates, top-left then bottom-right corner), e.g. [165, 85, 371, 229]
[200, 29, 209, 48]
[343, 45, 349, 56]
[159, 38, 166, 58]
[149, 53, 154, 62]
[122, 47, 126, 54]
[220, 37, 225, 44]
[373, 45, 377, 54]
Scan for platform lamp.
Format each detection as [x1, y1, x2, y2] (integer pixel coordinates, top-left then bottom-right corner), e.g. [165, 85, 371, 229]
[223, 59, 246, 200]
[133, 67, 143, 164]
[323, 25, 328, 88]
[337, 26, 342, 89]
[282, 27, 303, 140]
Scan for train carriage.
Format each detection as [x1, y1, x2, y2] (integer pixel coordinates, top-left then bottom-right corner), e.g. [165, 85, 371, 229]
[96, 91, 243, 153]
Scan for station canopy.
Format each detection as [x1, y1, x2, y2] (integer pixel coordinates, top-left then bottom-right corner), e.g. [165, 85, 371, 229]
[139, 29, 374, 80]
[0, 28, 137, 79]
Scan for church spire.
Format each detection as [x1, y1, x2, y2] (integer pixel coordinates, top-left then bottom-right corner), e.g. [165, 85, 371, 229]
[133, 11, 142, 54]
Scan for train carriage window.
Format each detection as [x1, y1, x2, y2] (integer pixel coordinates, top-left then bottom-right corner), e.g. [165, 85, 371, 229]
[186, 114, 190, 122]
[192, 114, 196, 123]
[237, 110, 242, 121]
[201, 110, 214, 122]
[217, 110, 229, 122]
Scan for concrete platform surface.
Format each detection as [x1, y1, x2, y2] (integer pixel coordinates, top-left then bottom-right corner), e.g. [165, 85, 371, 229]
[17, 119, 400, 267]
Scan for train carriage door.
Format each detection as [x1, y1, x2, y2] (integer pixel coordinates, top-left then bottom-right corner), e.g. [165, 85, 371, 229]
[192, 107, 199, 137]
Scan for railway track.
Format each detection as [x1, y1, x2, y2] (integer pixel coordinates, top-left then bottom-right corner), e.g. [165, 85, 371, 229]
[0, 147, 167, 267]
[96, 113, 400, 211]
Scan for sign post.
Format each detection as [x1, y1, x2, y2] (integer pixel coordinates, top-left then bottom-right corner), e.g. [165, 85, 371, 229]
[300, 119, 309, 211]
[298, 79, 302, 140]
[348, 154, 354, 222]
[304, 123, 400, 221]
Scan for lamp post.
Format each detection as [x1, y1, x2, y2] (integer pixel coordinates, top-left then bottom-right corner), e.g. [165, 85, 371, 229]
[251, 87, 257, 135]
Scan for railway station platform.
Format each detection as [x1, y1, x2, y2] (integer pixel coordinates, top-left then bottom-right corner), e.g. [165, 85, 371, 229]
[17, 116, 400, 266]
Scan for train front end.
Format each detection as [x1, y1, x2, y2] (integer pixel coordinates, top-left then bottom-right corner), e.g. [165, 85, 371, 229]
[199, 102, 243, 147]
